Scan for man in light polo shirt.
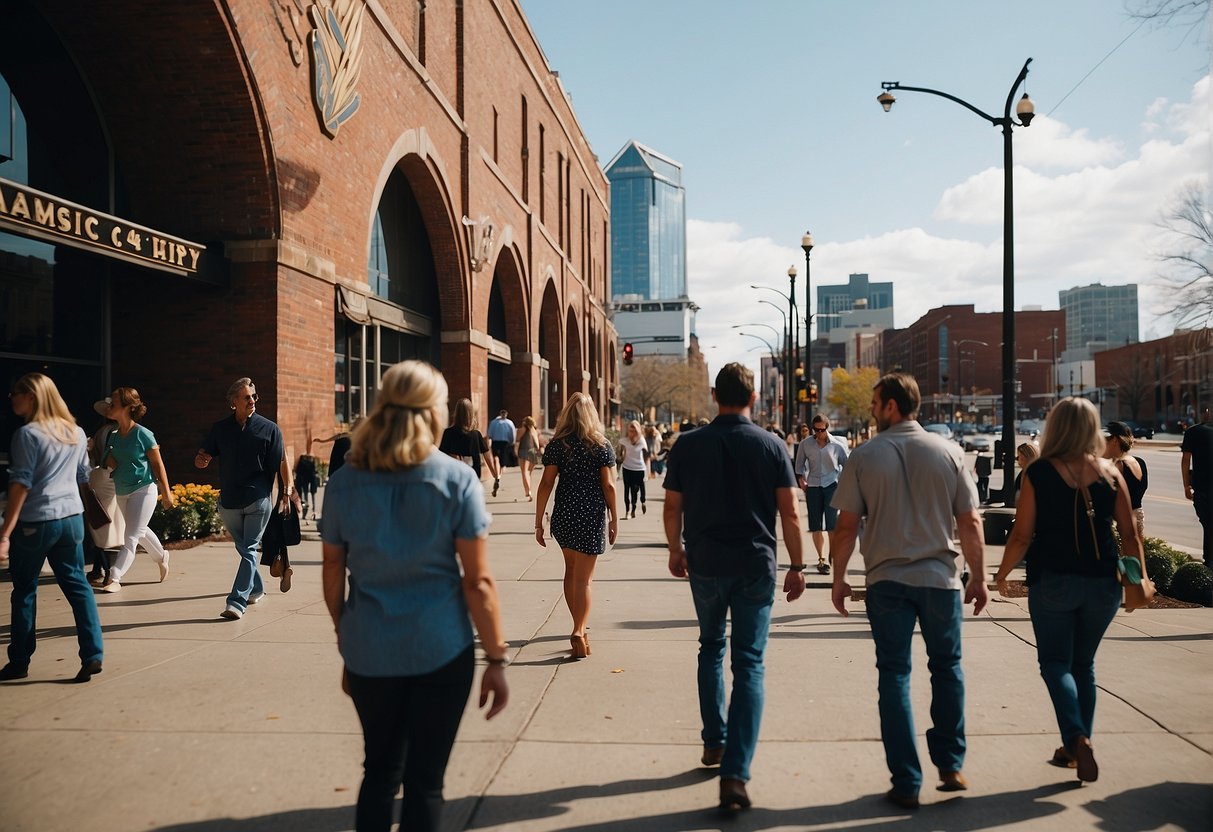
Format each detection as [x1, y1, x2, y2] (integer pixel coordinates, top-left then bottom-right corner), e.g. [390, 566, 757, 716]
[486, 410, 516, 497]
[830, 372, 987, 810]
[794, 413, 849, 574]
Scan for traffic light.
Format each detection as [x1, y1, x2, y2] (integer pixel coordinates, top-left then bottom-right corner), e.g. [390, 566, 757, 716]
[623, 342, 634, 365]
[808, 384, 818, 405]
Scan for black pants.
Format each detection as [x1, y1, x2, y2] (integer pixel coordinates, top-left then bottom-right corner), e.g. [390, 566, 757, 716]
[622, 468, 646, 512]
[1195, 489, 1212, 568]
[346, 647, 474, 832]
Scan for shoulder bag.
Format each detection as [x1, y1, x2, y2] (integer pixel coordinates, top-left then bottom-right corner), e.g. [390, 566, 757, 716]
[1075, 477, 1155, 612]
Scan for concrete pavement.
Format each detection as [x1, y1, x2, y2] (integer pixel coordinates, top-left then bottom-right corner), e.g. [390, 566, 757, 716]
[2, 470, 1211, 831]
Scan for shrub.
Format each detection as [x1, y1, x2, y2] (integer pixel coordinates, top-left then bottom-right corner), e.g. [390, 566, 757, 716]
[1144, 551, 1177, 594]
[1168, 561, 1213, 607]
[150, 483, 223, 542]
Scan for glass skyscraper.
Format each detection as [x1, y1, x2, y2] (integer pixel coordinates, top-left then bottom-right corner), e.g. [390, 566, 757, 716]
[1059, 282, 1139, 352]
[606, 141, 686, 300]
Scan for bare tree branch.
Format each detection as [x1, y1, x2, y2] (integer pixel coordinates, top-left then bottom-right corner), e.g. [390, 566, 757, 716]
[1154, 181, 1213, 329]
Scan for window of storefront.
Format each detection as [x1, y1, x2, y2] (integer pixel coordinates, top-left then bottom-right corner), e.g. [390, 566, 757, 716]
[335, 169, 441, 423]
[1, 4, 111, 473]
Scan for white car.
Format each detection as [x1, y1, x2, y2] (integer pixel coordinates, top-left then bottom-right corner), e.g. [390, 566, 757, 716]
[964, 435, 993, 453]
[923, 423, 953, 441]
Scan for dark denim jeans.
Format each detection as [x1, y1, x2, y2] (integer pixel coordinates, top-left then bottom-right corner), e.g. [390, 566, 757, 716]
[346, 647, 474, 832]
[1028, 571, 1121, 749]
[865, 581, 965, 795]
[7, 514, 104, 670]
[218, 497, 271, 611]
[689, 571, 775, 783]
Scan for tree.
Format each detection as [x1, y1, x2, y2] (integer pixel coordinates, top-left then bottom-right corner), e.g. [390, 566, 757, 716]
[1127, 0, 1209, 34]
[620, 356, 708, 423]
[1156, 181, 1213, 329]
[827, 366, 880, 434]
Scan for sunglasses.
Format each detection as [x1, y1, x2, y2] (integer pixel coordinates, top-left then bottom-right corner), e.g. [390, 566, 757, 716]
[812, 427, 829, 433]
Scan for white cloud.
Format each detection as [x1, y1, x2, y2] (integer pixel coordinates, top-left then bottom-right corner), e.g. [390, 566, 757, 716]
[690, 75, 1211, 381]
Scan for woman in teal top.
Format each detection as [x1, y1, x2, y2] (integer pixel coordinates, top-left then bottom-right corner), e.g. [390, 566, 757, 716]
[99, 387, 175, 592]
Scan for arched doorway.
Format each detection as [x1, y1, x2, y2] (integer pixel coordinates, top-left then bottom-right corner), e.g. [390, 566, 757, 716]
[486, 244, 530, 420]
[337, 167, 443, 422]
[538, 281, 563, 429]
[565, 307, 583, 400]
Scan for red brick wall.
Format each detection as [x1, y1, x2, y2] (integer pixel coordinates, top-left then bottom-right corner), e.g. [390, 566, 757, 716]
[24, 0, 615, 484]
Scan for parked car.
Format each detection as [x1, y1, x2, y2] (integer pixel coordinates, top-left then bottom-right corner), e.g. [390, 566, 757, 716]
[1017, 419, 1043, 438]
[1122, 420, 1155, 439]
[923, 423, 954, 441]
[978, 423, 999, 434]
[964, 435, 994, 453]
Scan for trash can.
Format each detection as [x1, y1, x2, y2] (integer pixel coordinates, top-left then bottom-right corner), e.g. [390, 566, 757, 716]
[982, 507, 1016, 546]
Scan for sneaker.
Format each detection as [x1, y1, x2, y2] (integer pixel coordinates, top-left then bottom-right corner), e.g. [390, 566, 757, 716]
[72, 660, 103, 684]
[816, 560, 830, 575]
[492, 478, 501, 497]
[158, 552, 171, 583]
[99, 578, 122, 593]
[219, 605, 244, 620]
[641, 503, 647, 514]
[280, 567, 293, 594]
[248, 592, 265, 605]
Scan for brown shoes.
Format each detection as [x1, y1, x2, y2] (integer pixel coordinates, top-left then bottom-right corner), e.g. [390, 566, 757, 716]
[719, 778, 750, 810]
[938, 770, 968, 792]
[701, 746, 724, 767]
[1073, 737, 1099, 782]
[885, 789, 920, 810]
[570, 635, 588, 659]
[1049, 746, 1078, 769]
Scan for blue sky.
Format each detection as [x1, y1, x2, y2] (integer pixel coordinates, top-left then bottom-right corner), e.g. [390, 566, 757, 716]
[521, 0, 1210, 378]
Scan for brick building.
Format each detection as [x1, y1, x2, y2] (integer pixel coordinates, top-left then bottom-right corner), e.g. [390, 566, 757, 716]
[1095, 328, 1212, 428]
[881, 305, 1066, 423]
[0, 0, 616, 482]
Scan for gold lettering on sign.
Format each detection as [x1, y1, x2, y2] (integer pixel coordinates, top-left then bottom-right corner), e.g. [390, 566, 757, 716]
[0, 177, 207, 277]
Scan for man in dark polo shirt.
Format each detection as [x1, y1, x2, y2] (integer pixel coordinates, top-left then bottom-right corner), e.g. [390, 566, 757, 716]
[195, 377, 293, 620]
[663, 362, 806, 811]
[1181, 407, 1213, 568]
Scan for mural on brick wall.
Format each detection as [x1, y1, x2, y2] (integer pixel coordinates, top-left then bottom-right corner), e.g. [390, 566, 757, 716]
[308, 0, 365, 137]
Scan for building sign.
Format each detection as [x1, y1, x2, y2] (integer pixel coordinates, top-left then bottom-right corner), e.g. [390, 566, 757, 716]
[0, 177, 212, 279]
[309, 0, 365, 138]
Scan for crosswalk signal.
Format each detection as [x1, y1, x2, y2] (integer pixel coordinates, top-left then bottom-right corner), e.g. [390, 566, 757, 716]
[623, 342, 634, 365]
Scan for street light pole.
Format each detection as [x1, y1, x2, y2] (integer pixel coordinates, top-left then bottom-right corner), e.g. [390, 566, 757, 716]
[753, 283, 798, 435]
[877, 58, 1034, 505]
[788, 265, 799, 429]
[801, 231, 814, 416]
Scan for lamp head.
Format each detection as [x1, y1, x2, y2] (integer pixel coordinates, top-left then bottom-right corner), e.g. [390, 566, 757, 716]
[801, 231, 814, 253]
[877, 90, 896, 112]
[788, 265, 797, 279]
[1016, 93, 1035, 126]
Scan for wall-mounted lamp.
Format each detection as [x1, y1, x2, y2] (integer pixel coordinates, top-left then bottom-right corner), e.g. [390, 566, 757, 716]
[462, 215, 495, 272]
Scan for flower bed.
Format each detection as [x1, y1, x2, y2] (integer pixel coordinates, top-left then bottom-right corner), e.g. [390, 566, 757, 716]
[149, 483, 224, 543]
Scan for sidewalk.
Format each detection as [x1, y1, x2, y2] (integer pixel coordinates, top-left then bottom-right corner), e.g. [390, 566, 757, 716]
[1, 472, 1211, 831]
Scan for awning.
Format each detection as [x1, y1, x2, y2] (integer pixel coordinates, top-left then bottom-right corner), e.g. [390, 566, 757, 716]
[338, 284, 432, 337]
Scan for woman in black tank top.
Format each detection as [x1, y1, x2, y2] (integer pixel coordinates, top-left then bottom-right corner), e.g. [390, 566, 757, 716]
[993, 399, 1145, 785]
[1102, 421, 1148, 537]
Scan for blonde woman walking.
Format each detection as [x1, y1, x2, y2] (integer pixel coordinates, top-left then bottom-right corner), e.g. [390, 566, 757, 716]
[0, 373, 104, 683]
[994, 398, 1145, 783]
[321, 361, 509, 831]
[98, 387, 175, 592]
[534, 393, 618, 659]
[516, 415, 543, 499]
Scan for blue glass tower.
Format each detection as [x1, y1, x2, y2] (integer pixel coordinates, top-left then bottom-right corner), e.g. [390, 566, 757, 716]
[606, 141, 686, 300]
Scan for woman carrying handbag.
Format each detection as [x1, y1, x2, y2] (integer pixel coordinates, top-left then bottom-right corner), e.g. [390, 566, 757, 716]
[994, 397, 1149, 784]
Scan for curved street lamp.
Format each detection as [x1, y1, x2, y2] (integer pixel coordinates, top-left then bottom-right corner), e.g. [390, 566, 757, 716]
[877, 58, 1035, 505]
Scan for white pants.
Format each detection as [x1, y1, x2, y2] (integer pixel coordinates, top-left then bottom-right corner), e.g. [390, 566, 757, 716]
[110, 483, 168, 580]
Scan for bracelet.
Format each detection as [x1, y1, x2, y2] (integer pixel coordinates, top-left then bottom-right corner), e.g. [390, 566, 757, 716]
[788, 563, 807, 572]
[486, 655, 511, 667]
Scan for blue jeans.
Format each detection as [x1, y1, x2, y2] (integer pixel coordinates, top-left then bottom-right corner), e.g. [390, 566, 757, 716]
[689, 571, 775, 783]
[7, 514, 104, 669]
[219, 498, 271, 611]
[1028, 572, 1121, 749]
[865, 581, 965, 795]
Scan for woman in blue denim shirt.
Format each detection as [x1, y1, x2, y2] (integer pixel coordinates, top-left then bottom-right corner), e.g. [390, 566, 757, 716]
[995, 397, 1144, 784]
[321, 360, 509, 832]
[0, 373, 105, 683]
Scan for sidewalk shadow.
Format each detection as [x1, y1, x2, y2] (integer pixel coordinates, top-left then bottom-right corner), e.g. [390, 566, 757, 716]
[515, 782, 1074, 832]
[1083, 781, 1212, 831]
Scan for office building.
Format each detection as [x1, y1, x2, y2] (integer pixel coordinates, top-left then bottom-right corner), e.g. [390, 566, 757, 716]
[606, 140, 686, 300]
[816, 273, 893, 336]
[1059, 282, 1139, 357]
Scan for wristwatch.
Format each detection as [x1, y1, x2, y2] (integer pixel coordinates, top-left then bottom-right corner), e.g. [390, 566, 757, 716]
[486, 654, 511, 667]
[788, 563, 807, 572]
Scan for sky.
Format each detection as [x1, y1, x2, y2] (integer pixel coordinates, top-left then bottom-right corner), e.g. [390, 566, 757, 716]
[520, 0, 1211, 380]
